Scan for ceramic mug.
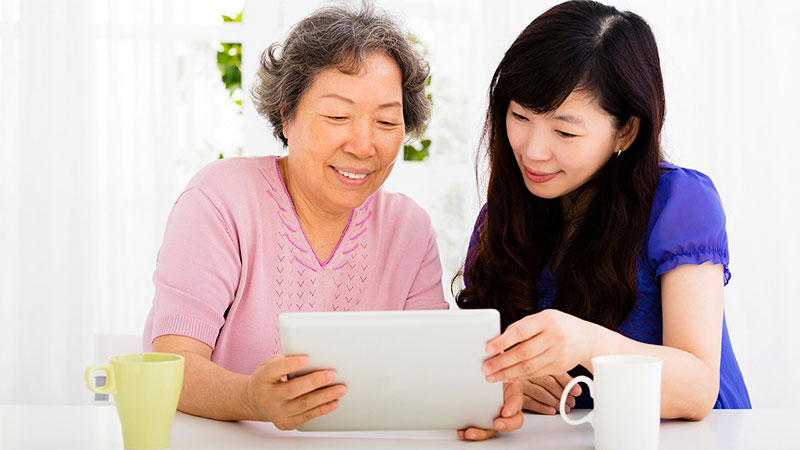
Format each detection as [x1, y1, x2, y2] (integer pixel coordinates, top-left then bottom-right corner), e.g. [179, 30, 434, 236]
[559, 355, 662, 450]
[85, 353, 184, 450]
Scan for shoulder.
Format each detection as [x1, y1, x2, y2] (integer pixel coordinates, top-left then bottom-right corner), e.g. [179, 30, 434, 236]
[172, 156, 281, 232]
[653, 163, 724, 214]
[185, 155, 277, 195]
[650, 163, 726, 235]
[647, 163, 730, 280]
[370, 188, 434, 232]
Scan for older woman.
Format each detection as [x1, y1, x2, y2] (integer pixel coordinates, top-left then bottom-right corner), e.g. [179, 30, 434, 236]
[143, 4, 522, 439]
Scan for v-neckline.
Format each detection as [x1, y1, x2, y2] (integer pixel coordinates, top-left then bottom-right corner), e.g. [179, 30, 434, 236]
[273, 157, 354, 267]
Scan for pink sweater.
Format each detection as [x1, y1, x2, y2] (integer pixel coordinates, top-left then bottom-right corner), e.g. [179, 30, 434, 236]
[143, 156, 448, 375]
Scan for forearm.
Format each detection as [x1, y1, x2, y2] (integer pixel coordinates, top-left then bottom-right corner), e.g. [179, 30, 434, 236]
[585, 323, 719, 420]
[169, 350, 264, 422]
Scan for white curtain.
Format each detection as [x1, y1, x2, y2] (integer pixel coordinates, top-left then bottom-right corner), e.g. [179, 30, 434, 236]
[0, 0, 249, 404]
[2, 0, 798, 408]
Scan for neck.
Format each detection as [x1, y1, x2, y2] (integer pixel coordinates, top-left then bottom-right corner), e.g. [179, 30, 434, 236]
[278, 156, 352, 250]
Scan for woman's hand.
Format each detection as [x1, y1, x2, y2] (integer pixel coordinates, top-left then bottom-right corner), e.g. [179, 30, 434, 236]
[247, 354, 346, 430]
[457, 380, 524, 441]
[522, 373, 582, 415]
[482, 309, 596, 383]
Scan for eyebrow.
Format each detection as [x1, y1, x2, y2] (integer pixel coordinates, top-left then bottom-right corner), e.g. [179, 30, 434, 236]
[549, 113, 586, 128]
[320, 93, 401, 109]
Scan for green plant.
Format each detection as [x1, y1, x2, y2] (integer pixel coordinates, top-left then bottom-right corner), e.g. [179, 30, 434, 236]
[217, 11, 243, 159]
[403, 34, 433, 162]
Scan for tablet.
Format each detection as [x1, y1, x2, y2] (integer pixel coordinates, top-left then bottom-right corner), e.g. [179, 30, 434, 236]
[279, 309, 503, 431]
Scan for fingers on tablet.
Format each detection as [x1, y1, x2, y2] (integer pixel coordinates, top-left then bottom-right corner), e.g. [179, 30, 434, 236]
[495, 411, 524, 432]
[502, 381, 523, 416]
[263, 355, 308, 383]
[282, 370, 338, 399]
[460, 427, 497, 441]
[287, 384, 346, 416]
[289, 399, 340, 429]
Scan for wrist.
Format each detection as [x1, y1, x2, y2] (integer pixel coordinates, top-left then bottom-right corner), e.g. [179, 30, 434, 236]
[242, 376, 267, 422]
[582, 321, 603, 366]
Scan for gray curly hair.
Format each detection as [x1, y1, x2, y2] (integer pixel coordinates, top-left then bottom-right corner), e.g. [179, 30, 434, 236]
[251, 2, 431, 147]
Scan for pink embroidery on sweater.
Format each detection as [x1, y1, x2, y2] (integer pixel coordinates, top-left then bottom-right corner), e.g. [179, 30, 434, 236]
[276, 212, 297, 233]
[258, 168, 286, 211]
[257, 168, 277, 190]
[355, 211, 372, 227]
[331, 261, 348, 271]
[266, 190, 287, 212]
[349, 228, 367, 241]
[294, 255, 318, 272]
[285, 233, 307, 253]
[341, 245, 358, 255]
[360, 195, 374, 212]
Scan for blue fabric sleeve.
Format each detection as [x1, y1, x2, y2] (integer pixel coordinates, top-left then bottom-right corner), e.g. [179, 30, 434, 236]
[647, 167, 731, 284]
[463, 204, 488, 290]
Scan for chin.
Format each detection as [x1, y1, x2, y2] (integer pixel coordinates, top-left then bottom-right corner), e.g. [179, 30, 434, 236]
[524, 184, 561, 200]
[336, 191, 373, 210]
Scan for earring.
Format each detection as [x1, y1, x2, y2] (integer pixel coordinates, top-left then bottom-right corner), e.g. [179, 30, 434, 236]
[617, 149, 623, 157]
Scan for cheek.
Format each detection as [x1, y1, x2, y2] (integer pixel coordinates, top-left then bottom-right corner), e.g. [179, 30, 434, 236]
[558, 143, 610, 174]
[505, 122, 526, 155]
[302, 123, 347, 159]
[376, 130, 404, 161]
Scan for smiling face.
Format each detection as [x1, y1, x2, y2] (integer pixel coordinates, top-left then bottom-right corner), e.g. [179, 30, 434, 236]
[506, 90, 637, 199]
[282, 51, 405, 215]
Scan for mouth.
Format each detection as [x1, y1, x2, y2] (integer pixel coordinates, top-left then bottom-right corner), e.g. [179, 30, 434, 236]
[524, 167, 561, 183]
[330, 165, 373, 184]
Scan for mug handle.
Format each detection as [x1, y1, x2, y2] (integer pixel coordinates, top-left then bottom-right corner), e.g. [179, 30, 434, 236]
[560, 375, 594, 426]
[85, 363, 116, 395]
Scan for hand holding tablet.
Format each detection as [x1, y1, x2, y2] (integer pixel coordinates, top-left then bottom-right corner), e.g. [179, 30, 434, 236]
[246, 354, 347, 431]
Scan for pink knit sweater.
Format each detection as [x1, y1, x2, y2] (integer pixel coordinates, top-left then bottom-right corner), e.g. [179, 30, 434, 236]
[143, 156, 448, 375]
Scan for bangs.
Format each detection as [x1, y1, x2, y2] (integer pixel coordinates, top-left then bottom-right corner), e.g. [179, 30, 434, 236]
[496, 42, 591, 115]
[493, 5, 599, 115]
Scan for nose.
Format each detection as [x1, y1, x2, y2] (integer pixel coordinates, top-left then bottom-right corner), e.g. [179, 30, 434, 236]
[344, 118, 376, 159]
[522, 129, 551, 162]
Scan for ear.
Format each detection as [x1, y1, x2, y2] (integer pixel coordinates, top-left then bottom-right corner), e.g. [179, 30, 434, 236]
[616, 116, 640, 153]
[280, 105, 291, 140]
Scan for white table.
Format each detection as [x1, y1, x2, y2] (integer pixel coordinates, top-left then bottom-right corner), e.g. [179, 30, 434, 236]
[0, 405, 796, 449]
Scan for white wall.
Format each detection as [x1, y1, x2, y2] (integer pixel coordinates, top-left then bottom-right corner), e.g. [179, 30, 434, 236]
[1, 0, 798, 408]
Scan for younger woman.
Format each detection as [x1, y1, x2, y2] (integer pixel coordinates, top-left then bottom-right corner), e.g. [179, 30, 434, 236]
[458, 0, 750, 419]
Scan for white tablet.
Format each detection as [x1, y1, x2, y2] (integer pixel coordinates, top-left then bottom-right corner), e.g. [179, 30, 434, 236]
[279, 309, 503, 431]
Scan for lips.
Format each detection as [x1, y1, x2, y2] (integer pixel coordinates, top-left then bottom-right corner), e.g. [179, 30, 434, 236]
[330, 165, 373, 185]
[524, 168, 559, 183]
[334, 167, 368, 180]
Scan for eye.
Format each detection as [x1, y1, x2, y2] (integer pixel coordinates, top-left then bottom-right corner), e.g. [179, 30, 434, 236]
[511, 112, 529, 122]
[556, 130, 577, 138]
[325, 115, 348, 122]
[378, 120, 401, 127]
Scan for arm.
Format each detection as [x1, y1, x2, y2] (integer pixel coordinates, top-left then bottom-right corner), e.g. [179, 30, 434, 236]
[584, 261, 722, 419]
[152, 335, 259, 421]
[481, 262, 724, 421]
[153, 334, 345, 427]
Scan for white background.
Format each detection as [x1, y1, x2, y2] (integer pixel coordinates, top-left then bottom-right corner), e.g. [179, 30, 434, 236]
[1, 0, 798, 409]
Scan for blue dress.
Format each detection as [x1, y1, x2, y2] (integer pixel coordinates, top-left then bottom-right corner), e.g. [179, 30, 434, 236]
[465, 164, 751, 409]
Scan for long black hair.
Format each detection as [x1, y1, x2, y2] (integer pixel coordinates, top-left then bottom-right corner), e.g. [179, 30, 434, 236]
[456, 0, 665, 331]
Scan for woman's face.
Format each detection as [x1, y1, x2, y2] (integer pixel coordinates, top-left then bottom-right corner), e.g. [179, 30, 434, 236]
[282, 51, 405, 215]
[506, 91, 635, 199]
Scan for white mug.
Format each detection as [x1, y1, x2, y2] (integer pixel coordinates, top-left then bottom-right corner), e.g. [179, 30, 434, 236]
[559, 355, 663, 450]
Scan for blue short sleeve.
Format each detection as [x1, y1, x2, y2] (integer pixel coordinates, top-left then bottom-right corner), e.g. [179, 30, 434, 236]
[463, 204, 488, 290]
[647, 166, 731, 285]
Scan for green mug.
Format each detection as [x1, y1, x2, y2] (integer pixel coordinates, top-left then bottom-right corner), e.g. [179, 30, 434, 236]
[85, 353, 184, 450]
